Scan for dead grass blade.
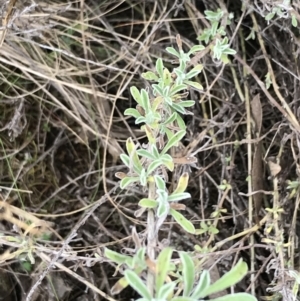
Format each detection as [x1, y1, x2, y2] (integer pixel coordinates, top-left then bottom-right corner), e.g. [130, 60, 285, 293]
[250, 94, 264, 224]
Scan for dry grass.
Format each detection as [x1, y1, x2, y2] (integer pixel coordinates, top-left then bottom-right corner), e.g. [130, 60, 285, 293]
[0, 0, 300, 300]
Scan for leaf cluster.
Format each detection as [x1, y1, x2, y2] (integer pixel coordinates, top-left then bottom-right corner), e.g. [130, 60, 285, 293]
[197, 10, 236, 64]
[105, 247, 256, 301]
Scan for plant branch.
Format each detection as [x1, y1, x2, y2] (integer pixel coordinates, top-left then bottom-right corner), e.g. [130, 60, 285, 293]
[146, 181, 157, 296]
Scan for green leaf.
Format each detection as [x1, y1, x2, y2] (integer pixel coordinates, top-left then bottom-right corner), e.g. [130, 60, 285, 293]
[198, 29, 212, 44]
[120, 177, 139, 189]
[156, 247, 173, 292]
[157, 282, 176, 299]
[157, 190, 168, 203]
[154, 175, 166, 190]
[141, 89, 151, 112]
[170, 209, 195, 234]
[200, 221, 208, 230]
[130, 86, 142, 105]
[132, 248, 147, 269]
[152, 95, 163, 111]
[120, 154, 130, 167]
[292, 14, 298, 27]
[218, 25, 226, 36]
[111, 276, 129, 295]
[172, 103, 187, 114]
[265, 11, 275, 21]
[186, 64, 203, 79]
[104, 248, 132, 265]
[166, 47, 180, 58]
[140, 168, 147, 186]
[161, 157, 174, 172]
[146, 111, 161, 124]
[147, 160, 162, 175]
[197, 258, 248, 298]
[184, 80, 203, 90]
[191, 270, 210, 299]
[211, 21, 219, 36]
[135, 116, 147, 124]
[174, 66, 185, 80]
[21, 261, 32, 272]
[220, 54, 229, 64]
[219, 184, 227, 190]
[142, 125, 156, 144]
[157, 200, 169, 218]
[162, 85, 171, 97]
[142, 71, 159, 81]
[210, 226, 219, 234]
[245, 28, 255, 41]
[168, 192, 191, 202]
[165, 127, 174, 141]
[176, 114, 186, 130]
[204, 9, 223, 22]
[265, 72, 272, 90]
[124, 108, 141, 119]
[173, 172, 189, 194]
[126, 137, 135, 156]
[124, 270, 152, 301]
[188, 45, 205, 55]
[213, 38, 228, 59]
[136, 149, 156, 160]
[179, 252, 195, 296]
[222, 48, 236, 55]
[210, 293, 257, 301]
[161, 154, 173, 162]
[153, 84, 164, 96]
[126, 138, 143, 172]
[139, 198, 158, 208]
[162, 130, 186, 154]
[163, 112, 177, 125]
[163, 68, 172, 86]
[151, 144, 160, 158]
[213, 48, 222, 60]
[156, 58, 164, 78]
[170, 84, 188, 96]
[195, 228, 207, 235]
[178, 100, 195, 107]
[287, 180, 300, 189]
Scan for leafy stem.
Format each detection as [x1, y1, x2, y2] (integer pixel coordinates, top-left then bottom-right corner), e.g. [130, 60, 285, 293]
[146, 181, 157, 295]
[103, 10, 257, 300]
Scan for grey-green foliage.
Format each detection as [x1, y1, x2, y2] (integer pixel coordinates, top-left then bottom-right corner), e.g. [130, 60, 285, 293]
[105, 246, 257, 301]
[103, 8, 257, 301]
[197, 9, 236, 63]
[121, 40, 205, 233]
[263, 0, 297, 27]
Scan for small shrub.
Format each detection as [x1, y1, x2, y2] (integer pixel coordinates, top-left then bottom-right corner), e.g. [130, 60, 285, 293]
[103, 9, 257, 301]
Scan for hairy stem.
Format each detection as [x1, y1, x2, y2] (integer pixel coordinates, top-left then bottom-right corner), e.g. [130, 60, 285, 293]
[146, 180, 157, 295]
